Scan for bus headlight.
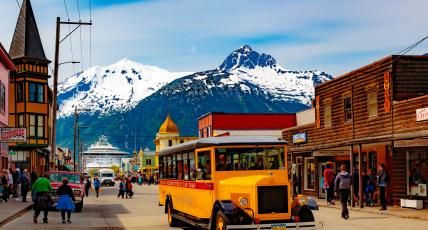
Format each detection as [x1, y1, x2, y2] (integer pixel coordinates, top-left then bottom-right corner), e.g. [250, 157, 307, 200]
[239, 197, 249, 206]
[298, 195, 307, 205]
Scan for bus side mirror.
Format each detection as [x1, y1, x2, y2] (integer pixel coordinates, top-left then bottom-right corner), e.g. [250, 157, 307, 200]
[196, 168, 203, 180]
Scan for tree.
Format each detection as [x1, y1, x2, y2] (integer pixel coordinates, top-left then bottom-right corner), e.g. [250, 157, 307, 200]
[89, 168, 98, 177]
[111, 165, 120, 175]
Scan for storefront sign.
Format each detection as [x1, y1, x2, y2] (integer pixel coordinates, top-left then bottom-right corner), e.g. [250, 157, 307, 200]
[8, 151, 16, 156]
[313, 150, 349, 157]
[293, 132, 307, 144]
[416, 107, 428, 122]
[0, 128, 26, 143]
[394, 139, 428, 148]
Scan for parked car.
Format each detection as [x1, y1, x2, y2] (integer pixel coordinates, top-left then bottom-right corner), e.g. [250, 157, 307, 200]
[48, 171, 85, 212]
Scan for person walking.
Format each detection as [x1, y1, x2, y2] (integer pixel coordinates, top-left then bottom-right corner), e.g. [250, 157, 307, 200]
[323, 162, 335, 206]
[93, 177, 101, 198]
[15, 168, 22, 200]
[20, 169, 30, 202]
[126, 178, 133, 199]
[31, 173, 52, 224]
[56, 178, 75, 224]
[334, 164, 352, 220]
[352, 167, 359, 207]
[6, 169, 13, 199]
[1, 170, 9, 203]
[377, 164, 389, 210]
[117, 178, 126, 199]
[84, 176, 91, 197]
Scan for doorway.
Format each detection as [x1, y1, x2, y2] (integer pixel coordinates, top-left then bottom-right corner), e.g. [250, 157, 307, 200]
[318, 162, 336, 199]
[296, 157, 303, 194]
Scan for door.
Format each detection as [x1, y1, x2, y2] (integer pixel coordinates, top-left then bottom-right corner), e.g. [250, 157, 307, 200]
[296, 157, 302, 194]
[319, 163, 326, 199]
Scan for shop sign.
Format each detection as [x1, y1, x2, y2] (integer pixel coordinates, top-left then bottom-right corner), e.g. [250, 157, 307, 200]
[313, 150, 349, 157]
[8, 151, 16, 156]
[416, 107, 428, 122]
[292, 132, 307, 144]
[394, 139, 428, 148]
[0, 128, 26, 143]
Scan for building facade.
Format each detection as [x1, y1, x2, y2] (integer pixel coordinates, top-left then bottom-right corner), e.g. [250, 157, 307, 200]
[82, 136, 129, 173]
[198, 112, 296, 138]
[138, 148, 156, 176]
[0, 43, 15, 169]
[8, 0, 52, 174]
[282, 55, 428, 208]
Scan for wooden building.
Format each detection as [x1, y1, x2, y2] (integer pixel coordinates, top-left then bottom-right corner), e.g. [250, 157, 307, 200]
[283, 55, 428, 208]
[8, 0, 52, 175]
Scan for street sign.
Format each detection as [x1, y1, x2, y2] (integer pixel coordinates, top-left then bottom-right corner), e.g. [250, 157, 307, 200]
[8, 151, 17, 156]
[0, 128, 26, 143]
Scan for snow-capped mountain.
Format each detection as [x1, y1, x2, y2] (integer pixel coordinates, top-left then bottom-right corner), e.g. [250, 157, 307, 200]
[158, 45, 332, 107]
[57, 58, 192, 117]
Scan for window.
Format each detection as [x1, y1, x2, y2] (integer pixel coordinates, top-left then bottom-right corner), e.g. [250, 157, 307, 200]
[145, 159, 152, 165]
[324, 102, 332, 127]
[0, 83, 5, 113]
[215, 147, 285, 171]
[29, 115, 44, 137]
[168, 140, 172, 147]
[304, 158, 315, 190]
[29, 82, 44, 103]
[17, 82, 24, 102]
[344, 97, 352, 122]
[368, 91, 378, 117]
[407, 150, 427, 197]
[183, 153, 189, 180]
[177, 154, 183, 180]
[189, 152, 196, 180]
[18, 114, 24, 128]
[197, 151, 211, 180]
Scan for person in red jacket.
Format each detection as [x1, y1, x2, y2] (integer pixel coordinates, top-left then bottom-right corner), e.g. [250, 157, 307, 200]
[323, 162, 335, 205]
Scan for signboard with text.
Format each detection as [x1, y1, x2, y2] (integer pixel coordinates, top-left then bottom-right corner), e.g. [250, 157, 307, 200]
[292, 132, 307, 144]
[394, 139, 428, 148]
[0, 128, 26, 143]
[416, 107, 428, 122]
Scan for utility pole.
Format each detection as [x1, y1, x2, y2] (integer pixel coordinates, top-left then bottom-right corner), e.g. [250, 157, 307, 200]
[51, 17, 92, 171]
[73, 107, 78, 172]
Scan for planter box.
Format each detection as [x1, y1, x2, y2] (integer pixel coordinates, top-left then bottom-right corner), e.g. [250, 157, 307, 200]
[400, 199, 423, 210]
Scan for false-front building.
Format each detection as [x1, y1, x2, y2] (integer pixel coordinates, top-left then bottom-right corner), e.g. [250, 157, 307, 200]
[8, 0, 52, 174]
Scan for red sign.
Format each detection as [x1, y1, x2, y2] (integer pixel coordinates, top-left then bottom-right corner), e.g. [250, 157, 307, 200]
[416, 107, 428, 122]
[0, 128, 26, 143]
[159, 179, 214, 190]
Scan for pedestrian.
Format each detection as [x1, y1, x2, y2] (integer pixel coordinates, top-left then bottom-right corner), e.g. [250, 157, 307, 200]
[138, 174, 142, 186]
[126, 178, 133, 198]
[56, 178, 75, 224]
[14, 168, 22, 200]
[31, 173, 52, 224]
[149, 175, 155, 185]
[334, 164, 352, 220]
[1, 170, 9, 203]
[20, 169, 30, 202]
[377, 164, 389, 210]
[117, 178, 126, 199]
[352, 167, 359, 207]
[84, 176, 91, 197]
[30, 167, 38, 188]
[6, 169, 13, 199]
[323, 162, 335, 206]
[93, 177, 101, 198]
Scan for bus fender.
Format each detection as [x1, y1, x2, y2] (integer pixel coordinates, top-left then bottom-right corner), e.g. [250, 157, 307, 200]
[165, 195, 172, 214]
[209, 200, 252, 228]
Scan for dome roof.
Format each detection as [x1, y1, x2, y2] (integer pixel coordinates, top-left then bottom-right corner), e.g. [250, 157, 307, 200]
[159, 115, 179, 134]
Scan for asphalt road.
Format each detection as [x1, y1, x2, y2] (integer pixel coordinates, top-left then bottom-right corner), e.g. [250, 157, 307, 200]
[3, 185, 428, 230]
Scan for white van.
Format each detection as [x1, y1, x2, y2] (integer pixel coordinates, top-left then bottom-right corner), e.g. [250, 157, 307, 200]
[99, 168, 115, 186]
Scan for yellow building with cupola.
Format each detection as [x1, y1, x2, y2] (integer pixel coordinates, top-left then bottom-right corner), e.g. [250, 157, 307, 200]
[154, 115, 197, 177]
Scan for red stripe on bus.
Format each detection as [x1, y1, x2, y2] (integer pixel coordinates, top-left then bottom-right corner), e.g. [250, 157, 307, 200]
[159, 180, 214, 190]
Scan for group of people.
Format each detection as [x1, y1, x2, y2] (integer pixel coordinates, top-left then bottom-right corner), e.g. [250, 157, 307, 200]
[117, 177, 134, 199]
[82, 176, 101, 198]
[0, 168, 32, 203]
[323, 163, 389, 220]
[136, 173, 156, 186]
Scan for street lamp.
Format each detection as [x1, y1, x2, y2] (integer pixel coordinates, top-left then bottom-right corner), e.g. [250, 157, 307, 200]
[78, 124, 89, 173]
[73, 107, 91, 172]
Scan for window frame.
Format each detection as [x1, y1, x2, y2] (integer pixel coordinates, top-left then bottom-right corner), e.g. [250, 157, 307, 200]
[16, 81, 24, 102]
[367, 91, 378, 118]
[344, 97, 352, 122]
[29, 114, 44, 138]
[0, 82, 5, 113]
[304, 157, 316, 191]
[28, 82, 44, 103]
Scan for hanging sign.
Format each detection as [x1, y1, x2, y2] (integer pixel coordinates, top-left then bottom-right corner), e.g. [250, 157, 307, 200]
[416, 107, 428, 122]
[292, 132, 307, 144]
[0, 128, 26, 143]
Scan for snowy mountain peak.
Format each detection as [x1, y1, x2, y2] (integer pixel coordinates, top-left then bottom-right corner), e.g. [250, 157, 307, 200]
[219, 45, 277, 71]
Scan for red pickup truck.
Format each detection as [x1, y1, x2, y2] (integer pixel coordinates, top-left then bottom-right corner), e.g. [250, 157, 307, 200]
[48, 171, 85, 212]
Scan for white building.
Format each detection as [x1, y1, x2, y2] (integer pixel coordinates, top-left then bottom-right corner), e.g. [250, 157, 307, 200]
[82, 136, 129, 173]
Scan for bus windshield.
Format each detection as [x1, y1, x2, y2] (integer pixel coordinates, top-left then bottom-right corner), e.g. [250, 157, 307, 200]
[215, 146, 285, 171]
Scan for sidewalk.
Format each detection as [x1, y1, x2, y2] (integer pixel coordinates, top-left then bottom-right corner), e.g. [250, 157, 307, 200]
[0, 199, 32, 227]
[316, 198, 428, 221]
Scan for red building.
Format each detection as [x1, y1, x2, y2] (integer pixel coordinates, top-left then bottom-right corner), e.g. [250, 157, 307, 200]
[198, 112, 296, 138]
[0, 43, 15, 169]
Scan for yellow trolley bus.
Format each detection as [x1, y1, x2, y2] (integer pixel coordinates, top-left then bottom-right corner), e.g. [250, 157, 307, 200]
[159, 136, 316, 230]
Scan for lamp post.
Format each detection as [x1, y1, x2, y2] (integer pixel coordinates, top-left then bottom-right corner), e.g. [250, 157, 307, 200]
[78, 124, 89, 173]
[73, 107, 91, 172]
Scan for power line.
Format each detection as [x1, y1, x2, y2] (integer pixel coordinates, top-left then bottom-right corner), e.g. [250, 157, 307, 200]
[63, 0, 76, 74]
[76, 0, 84, 71]
[392, 35, 428, 63]
[15, 0, 21, 8]
[89, 0, 92, 79]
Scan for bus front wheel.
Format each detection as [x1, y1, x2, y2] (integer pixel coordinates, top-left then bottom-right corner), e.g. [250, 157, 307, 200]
[215, 211, 228, 230]
[167, 201, 180, 227]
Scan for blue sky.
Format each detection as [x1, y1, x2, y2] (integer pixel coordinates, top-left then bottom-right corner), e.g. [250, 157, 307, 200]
[1, 0, 428, 81]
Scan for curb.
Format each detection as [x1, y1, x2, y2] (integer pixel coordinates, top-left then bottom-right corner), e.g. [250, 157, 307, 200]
[0, 204, 33, 227]
[318, 203, 428, 222]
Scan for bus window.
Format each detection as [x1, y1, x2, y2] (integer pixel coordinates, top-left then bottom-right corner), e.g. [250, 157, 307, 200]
[160, 157, 165, 179]
[183, 153, 189, 180]
[177, 154, 183, 180]
[197, 151, 211, 180]
[215, 147, 285, 171]
[189, 152, 196, 180]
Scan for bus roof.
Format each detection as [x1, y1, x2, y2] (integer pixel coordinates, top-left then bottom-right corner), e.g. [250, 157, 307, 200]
[159, 136, 287, 156]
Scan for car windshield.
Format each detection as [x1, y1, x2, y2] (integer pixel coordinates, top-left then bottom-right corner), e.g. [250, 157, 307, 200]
[49, 173, 80, 184]
[215, 146, 285, 171]
[101, 173, 113, 177]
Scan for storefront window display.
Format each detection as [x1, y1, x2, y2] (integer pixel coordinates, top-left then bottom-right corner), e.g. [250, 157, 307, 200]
[407, 150, 428, 197]
[305, 158, 315, 190]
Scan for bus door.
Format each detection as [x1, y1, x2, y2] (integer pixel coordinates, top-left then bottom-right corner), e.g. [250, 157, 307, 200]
[195, 148, 215, 219]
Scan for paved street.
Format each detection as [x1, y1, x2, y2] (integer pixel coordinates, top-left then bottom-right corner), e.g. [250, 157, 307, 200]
[3, 185, 428, 230]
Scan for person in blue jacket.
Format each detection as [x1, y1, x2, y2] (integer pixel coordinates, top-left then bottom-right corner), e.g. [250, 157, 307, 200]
[93, 177, 101, 198]
[56, 178, 75, 224]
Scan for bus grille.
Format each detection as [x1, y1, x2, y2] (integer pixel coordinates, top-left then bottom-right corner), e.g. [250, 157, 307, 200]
[257, 186, 288, 214]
